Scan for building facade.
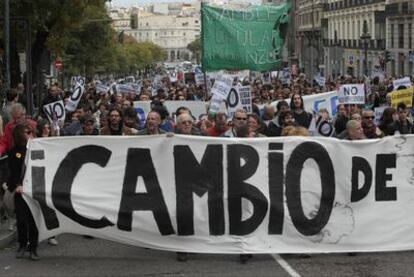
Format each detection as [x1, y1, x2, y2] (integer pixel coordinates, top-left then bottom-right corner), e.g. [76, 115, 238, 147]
[323, 0, 386, 78]
[125, 12, 200, 62]
[297, 0, 324, 77]
[385, 0, 414, 76]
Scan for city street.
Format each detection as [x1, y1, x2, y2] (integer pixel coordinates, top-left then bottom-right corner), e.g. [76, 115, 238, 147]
[1, 234, 414, 277]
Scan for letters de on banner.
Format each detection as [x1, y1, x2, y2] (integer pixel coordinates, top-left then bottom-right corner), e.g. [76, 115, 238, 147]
[337, 84, 365, 105]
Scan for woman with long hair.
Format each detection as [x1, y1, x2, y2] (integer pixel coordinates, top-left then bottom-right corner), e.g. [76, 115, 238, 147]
[7, 123, 39, 260]
[379, 107, 398, 136]
[290, 93, 313, 129]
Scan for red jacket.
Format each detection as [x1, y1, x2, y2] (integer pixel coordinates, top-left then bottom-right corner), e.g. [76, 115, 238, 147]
[0, 119, 37, 155]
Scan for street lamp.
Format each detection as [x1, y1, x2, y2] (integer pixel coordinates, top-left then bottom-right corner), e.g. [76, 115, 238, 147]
[360, 20, 371, 77]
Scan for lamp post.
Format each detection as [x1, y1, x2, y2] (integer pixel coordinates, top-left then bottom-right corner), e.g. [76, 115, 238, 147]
[4, 0, 10, 88]
[360, 21, 371, 77]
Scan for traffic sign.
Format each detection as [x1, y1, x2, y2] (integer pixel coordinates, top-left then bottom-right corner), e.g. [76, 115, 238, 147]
[54, 60, 63, 70]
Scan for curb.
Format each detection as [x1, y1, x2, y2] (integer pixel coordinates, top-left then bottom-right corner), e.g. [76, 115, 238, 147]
[0, 229, 16, 248]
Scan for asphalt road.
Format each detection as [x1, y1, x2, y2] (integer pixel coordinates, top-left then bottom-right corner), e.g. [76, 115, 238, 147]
[0, 234, 413, 277]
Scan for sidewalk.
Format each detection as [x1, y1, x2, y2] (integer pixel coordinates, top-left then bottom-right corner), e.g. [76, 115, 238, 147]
[0, 224, 16, 248]
[0, 196, 16, 248]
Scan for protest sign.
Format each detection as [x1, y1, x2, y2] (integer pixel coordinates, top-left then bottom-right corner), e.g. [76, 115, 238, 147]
[66, 79, 85, 112]
[281, 68, 291, 85]
[226, 86, 251, 118]
[24, 135, 414, 253]
[71, 76, 85, 90]
[262, 72, 271, 84]
[195, 73, 205, 85]
[393, 77, 412, 90]
[210, 75, 233, 100]
[96, 83, 110, 94]
[314, 74, 326, 87]
[371, 68, 385, 82]
[169, 71, 178, 82]
[271, 71, 279, 78]
[115, 84, 135, 94]
[201, 3, 290, 72]
[309, 114, 335, 137]
[391, 87, 414, 108]
[43, 100, 66, 124]
[271, 90, 339, 117]
[337, 84, 365, 105]
[374, 106, 387, 126]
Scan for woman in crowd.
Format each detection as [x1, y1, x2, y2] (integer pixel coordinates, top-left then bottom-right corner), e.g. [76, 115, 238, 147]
[378, 107, 398, 136]
[8, 123, 39, 260]
[247, 113, 266, 137]
[290, 93, 313, 128]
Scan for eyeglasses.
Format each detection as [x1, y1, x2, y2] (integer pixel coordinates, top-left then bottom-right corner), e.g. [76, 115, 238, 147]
[364, 116, 375, 119]
[235, 117, 247, 121]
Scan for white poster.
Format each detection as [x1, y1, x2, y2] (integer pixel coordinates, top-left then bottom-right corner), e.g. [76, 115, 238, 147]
[314, 75, 326, 87]
[43, 100, 66, 124]
[96, 83, 109, 94]
[374, 106, 387, 126]
[210, 75, 233, 100]
[281, 68, 291, 85]
[393, 77, 412, 90]
[226, 86, 251, 119]
[66, 79, 85, 112]
[337, 84, 365, 105]
[24, 135, 414, 253]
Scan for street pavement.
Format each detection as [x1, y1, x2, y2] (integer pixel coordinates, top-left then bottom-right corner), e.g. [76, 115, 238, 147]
[1, 234, 414, 277]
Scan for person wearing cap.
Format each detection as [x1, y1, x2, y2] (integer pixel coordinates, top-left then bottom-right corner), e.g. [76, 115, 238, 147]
[80, 115, 99, 136]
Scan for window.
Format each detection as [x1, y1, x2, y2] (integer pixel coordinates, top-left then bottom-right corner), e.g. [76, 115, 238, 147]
[391, 24, 394, 48]
[398, 24, 404, 48]
[146, 22, 148, 26]
[409, 24, 412, 49]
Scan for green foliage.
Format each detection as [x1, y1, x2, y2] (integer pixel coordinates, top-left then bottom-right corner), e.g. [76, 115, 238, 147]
[7, 0, 167, 78]
[187, 38, 201, 64]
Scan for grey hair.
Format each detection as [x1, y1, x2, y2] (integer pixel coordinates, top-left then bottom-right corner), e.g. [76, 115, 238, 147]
[10, 103, 26, 115]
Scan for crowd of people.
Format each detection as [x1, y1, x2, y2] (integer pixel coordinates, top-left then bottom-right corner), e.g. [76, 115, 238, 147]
[0, 72, 413, 262]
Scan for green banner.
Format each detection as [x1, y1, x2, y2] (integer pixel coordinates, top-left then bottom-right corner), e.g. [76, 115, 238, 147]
[201, 3, 290, 72]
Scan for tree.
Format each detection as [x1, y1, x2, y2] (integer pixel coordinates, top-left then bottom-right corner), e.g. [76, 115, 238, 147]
[6, 0, 107, 85]
[187, 38, 201, 64]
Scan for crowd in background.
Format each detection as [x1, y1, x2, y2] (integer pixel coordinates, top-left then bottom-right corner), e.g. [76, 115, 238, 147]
[0, 72, 413, 262]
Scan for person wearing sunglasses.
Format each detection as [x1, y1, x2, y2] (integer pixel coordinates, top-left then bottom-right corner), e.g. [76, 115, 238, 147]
[7, 123, 40, 260]
[222, 109, 248, 138]
[361, 109, 384, 139]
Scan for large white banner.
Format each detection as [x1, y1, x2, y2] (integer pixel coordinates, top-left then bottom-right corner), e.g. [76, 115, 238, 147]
[24, 135, 414, 253]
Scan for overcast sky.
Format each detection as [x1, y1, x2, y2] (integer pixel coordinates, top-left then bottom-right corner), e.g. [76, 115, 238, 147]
[110, 0, 194, 7]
